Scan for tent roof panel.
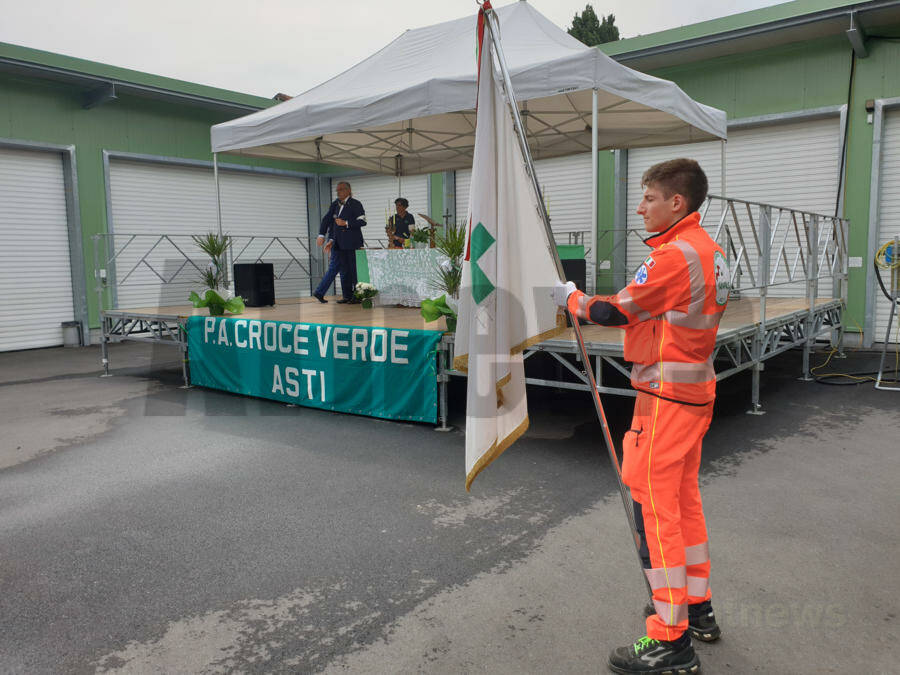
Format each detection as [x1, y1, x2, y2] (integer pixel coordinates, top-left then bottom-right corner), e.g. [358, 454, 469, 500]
[211, 1, 726, 173]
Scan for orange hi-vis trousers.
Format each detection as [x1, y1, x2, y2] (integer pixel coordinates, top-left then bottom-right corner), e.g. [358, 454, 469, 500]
[623, 392, 714, 641]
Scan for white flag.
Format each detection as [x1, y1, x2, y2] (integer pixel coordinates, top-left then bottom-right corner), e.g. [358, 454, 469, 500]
[454, 8, 565, 490]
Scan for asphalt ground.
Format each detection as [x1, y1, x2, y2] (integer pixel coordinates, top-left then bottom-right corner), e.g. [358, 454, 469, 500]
[0, 341, 898, 674]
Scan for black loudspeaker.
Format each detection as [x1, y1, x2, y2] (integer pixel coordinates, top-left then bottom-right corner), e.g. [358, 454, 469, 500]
[233, 263, 275, 307]
[561, 258, 587, 292]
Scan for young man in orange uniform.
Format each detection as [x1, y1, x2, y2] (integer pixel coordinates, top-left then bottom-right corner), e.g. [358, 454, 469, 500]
[553, 159, 729, 674]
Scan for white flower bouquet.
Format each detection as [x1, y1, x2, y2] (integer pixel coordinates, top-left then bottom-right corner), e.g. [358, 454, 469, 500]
[354, 282, 379, 308]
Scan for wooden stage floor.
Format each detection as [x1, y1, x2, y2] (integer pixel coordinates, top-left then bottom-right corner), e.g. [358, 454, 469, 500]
[110, 296, 838, 349]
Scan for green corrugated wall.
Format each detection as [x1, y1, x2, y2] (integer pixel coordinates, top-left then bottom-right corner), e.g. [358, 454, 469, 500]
[601, 30, 900, 333]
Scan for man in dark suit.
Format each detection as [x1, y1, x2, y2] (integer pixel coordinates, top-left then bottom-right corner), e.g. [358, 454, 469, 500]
[313, 181, 366, 304]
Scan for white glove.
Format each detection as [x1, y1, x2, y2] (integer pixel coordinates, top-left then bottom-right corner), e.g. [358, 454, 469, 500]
[551, 280, 577, 307]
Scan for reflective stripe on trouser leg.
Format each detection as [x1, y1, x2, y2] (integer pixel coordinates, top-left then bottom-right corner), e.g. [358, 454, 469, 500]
[680, 411, 713, 605]
[635, 498, 692, 633]
[638, 497, 689, 641]
[630, 396, 713, 641]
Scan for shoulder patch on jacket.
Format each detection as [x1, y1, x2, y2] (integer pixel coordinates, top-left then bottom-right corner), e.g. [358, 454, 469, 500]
[634, 264, 649, 285]
[713, 250, 730, 305]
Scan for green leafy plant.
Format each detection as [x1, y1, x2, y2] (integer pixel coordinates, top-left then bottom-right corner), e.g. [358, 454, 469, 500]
[189, 232, 243, 315]
[192, 232, 231, 290]
[189, 289, 245, 316]
[420, 294, 457, 332]
[354, 282, 379, 309]
[430, 223, 466, 298]
[410, 227, 430, 244]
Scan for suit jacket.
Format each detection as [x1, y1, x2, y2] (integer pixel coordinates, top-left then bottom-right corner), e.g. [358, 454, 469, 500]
[319, 197, 366, 250]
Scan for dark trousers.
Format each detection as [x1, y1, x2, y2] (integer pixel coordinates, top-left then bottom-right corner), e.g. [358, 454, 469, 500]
[336, 248, 358, 299]
[314, 249, 341, 297]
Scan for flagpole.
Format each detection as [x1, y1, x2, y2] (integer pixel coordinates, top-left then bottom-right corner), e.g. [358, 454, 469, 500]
[483, 7, 652, 600]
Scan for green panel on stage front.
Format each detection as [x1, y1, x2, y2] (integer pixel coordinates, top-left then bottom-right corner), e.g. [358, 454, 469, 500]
[186, 316, 443, 423]
[557, 245, 585, 260]
[356, 249, 370, 283]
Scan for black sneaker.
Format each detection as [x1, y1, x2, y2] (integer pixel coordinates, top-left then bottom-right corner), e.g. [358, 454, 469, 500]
[643, 601, 721, 642]
[608, 633, 699, 674]
[312, 292, 327, 304]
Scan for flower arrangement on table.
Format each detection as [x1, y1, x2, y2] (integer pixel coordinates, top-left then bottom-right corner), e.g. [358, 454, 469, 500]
[354, 282, 379, 309]
[188, 232, 245, 316]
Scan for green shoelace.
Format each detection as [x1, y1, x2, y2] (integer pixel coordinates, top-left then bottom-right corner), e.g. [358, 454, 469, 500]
[633, 636, 660, 653]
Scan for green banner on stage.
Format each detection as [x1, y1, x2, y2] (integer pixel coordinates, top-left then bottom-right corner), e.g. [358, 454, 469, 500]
[187, 316, 443, 423]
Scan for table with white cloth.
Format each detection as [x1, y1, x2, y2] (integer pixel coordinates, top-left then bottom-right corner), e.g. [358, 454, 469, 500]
[365, 248, 448, 307]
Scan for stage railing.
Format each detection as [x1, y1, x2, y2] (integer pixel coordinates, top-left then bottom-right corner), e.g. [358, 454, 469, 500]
[506, 196, 851, 415]
[597, 195, 849, 305]
[92, 233, 312, 311]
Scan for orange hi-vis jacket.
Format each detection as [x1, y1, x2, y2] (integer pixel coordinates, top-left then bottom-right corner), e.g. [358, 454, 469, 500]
[568, 212, 730, 404]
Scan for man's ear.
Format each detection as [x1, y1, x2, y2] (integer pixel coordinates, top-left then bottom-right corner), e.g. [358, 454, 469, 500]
[670, 193, 689, 216]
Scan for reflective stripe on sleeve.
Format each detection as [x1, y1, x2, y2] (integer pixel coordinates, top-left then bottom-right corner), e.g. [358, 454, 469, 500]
[615, 289, 651, 322]
[574, 293, 591, 320]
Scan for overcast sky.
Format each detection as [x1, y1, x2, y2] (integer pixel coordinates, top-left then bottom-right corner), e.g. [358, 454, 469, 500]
[1, 0, 786, 98]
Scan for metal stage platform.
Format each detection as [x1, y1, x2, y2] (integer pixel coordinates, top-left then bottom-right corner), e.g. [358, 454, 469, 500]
[94, 196, 849, 425]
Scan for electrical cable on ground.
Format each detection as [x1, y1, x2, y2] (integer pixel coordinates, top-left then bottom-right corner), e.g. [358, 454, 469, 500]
[812, 241, 900, 384]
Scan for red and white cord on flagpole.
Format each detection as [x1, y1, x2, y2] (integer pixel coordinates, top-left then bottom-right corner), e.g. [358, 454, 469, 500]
[480, 4, 652, 600]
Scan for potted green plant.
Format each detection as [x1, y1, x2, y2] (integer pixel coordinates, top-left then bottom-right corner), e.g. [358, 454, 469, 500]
[420, 294, 457, 332]
[188, 233, 245, 316]
[430, 223, 466, 299]
[354, 282, 379, 309]
[410, 227, 431, 249]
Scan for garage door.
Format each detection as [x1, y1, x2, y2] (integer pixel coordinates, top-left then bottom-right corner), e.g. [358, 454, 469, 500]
[330, 174, 429, 246]
[874, 109, 900, 344]
[0, 147, 75, 351]
[109, 160, 309, 309]
[627, 116, 841, 298]
[456, 152, 596, 292]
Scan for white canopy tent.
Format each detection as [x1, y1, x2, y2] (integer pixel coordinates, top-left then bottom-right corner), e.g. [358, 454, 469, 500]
[210, 1, 726, 176]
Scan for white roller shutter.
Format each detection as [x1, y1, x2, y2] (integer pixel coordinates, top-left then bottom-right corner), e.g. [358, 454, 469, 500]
[627, 116, 841, 298]
[331, 174, 429, 246]
[534, 154, 595, 292]
[874, 109, 900, 344]
[109, 160, 309, 309]
[0, 147, 75, 351]
[455, 168, 471, 226]
[457, 154, 595, 292]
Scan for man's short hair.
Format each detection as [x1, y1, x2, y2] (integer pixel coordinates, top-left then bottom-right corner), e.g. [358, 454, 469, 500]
[394, 197, 409, 208]
[641, 158, 708, 213]
[336, 181, 351, 191]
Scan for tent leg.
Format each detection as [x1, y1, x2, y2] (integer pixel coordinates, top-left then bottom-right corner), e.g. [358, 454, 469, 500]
[721, 139, 726, 197]
[213, 152, 228, 286]
[591, 89, 598, 294]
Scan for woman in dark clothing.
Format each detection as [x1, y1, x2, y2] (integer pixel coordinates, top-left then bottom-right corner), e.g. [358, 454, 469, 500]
[388, 197, 415, 248]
